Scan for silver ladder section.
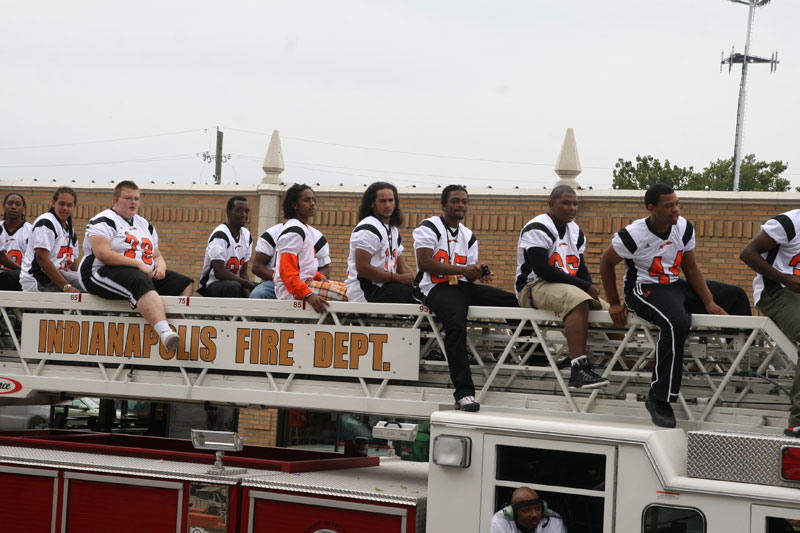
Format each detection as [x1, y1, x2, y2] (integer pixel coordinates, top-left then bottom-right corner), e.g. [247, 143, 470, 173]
[0, 292, 796, 430]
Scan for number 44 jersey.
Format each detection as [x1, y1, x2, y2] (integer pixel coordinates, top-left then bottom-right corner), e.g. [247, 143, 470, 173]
[83, 208, 159, 274]
[611, 216, 695, 293]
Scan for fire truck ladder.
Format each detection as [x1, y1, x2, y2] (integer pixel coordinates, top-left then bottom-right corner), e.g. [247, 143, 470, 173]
[0, 292, 795, 430]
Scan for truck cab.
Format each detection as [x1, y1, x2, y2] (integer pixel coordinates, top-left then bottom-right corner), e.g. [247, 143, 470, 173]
[427, 410, 800, 532]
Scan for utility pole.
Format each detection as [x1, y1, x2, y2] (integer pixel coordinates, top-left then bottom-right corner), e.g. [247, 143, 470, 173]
[214, 128, 223, 184]
[200, 127, 230, 184]
[721, 0, 778, 191]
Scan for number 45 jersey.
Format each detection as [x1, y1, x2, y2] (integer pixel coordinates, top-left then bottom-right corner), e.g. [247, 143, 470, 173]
[83, 208, 159, 273]
[611, 216, 695, 293]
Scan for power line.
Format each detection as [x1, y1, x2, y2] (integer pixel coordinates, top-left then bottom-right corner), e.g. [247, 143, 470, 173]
[0, 129, 205, 151]
[0, 154, 197, 169]
[223, 126, 612, 170]
[233, 154, 554, 185]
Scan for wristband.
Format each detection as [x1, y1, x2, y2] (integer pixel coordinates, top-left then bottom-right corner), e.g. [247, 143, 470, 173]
[304, 293, 312, 301]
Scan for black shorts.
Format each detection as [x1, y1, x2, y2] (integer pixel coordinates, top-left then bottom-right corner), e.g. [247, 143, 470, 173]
[81, 260, 193, 309]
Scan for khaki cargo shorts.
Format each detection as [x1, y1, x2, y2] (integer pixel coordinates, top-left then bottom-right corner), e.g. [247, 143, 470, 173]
[518, 278, 608, 316]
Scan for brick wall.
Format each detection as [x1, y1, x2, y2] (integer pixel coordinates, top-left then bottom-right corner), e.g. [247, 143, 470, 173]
[3, 181, 792, 445]
[238, 407, 279, 447]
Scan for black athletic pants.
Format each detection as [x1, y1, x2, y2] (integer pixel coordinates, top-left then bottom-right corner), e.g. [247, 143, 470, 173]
[625, 279, 751, 403]
[200, 280, 248, 298]
[364, 282, 415, 304]
[424, 281, 519, 401]
[0, 270, 22, 291]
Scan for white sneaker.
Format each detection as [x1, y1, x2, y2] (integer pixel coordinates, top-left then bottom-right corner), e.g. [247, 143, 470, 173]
[162, 331, 179, 353]
[455, 395, 480, 412]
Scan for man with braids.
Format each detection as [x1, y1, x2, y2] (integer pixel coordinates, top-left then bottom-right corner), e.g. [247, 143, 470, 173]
[198, 195, 255, 298]
[274, 184, 346, 314]
[345, 182, 415, 303]
[0, 192, 32, 291]
[413, 184, 518, 412]
[79, 181, 193, 353]
[515, 184, 609, 390]
[20, 187, 82, 294]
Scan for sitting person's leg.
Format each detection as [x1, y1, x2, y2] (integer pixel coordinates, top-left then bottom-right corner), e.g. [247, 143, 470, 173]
[0, 270, 22, 291]
[527, 280, 609, 389]
[425, 283, 476, 409]
[82, 265, 182, 350]
[249, 281, 276, 299]
[204, 280, 246, 298]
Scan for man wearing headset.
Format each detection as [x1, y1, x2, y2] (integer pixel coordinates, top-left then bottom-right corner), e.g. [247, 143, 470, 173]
[490, 487, 566, 533]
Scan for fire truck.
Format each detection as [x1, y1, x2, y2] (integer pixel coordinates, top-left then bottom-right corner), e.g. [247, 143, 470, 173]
[0, 291, 799, 532]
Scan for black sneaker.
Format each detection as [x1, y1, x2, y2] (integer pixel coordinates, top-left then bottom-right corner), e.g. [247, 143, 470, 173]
[455, 395, 480, 412]
[556, 355, 571, 369]
[568, 359, 610, 389]
[645, 390, 676, 428]
[784, 426, 800, 438]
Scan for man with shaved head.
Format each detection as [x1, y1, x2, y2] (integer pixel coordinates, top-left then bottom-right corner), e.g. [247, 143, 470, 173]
[516, 184, 608, 389]
[490, 486, 566, 532]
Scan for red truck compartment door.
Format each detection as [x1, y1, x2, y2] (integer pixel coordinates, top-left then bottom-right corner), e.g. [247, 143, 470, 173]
[64, 473, 183, 533]
[0, 466, 58, 533]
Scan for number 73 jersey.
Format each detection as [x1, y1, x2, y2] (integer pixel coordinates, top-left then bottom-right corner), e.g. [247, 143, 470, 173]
[83, 208, 158, 271]
[611, 216, 695, 293]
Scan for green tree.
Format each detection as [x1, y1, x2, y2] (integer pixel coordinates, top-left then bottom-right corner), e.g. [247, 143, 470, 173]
[613, 154, 789, 191]
[612, 155, 696, 190]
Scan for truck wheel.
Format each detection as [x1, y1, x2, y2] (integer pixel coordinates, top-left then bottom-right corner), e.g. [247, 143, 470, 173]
[28, 416, 48, 429]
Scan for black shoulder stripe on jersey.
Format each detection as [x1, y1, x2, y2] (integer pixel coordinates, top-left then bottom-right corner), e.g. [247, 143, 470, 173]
[314, 235, 328, 253]
[682, 221, 694, 246]
[354, 224, 382, 242]
[260, 231, 276, 247]
[88, 216, 117, 230]
[773, 214, 796, 242]
[33, 218, 57, 238]
[577, 229, 585, 250]
[279, 226, 306, 241]
[147, 223, 154, 235]
[521, 222, 555, 243]
[209, 230, 230, 246]
[617, 228, 637, 254]
[468, 234, 477, 248]
[419, 220, 441, 241]
[397, 234, 402, 245]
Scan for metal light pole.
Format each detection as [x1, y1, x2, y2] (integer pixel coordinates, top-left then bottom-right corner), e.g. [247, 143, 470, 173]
[721, 0, 778, 191]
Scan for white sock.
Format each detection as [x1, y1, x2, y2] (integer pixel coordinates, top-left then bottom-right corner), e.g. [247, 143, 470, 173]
[571, 355, 587, 367]
[154, 320, 173, 339]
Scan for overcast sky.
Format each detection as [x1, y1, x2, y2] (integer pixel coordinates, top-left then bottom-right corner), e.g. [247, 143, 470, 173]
[1, 1, 797, 190]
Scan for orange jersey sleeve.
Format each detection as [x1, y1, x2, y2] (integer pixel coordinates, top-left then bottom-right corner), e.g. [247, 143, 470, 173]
[279, 253, 312, 300]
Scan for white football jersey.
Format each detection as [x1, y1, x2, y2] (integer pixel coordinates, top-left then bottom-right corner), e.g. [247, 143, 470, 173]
[0, 220, 32, 269]
[345, 216, 405, 302]
[611, 216, 695, 292]
[20, 212, 79, 290]
[81, 208, 158, 276]
[412, 215, 478, 297]
[753, 209, 800, 304]
[255, 222, 330, 271]
[199, 223, 252, 290]
[515, 213, 586, 295]
[274, 219, 327, 300]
